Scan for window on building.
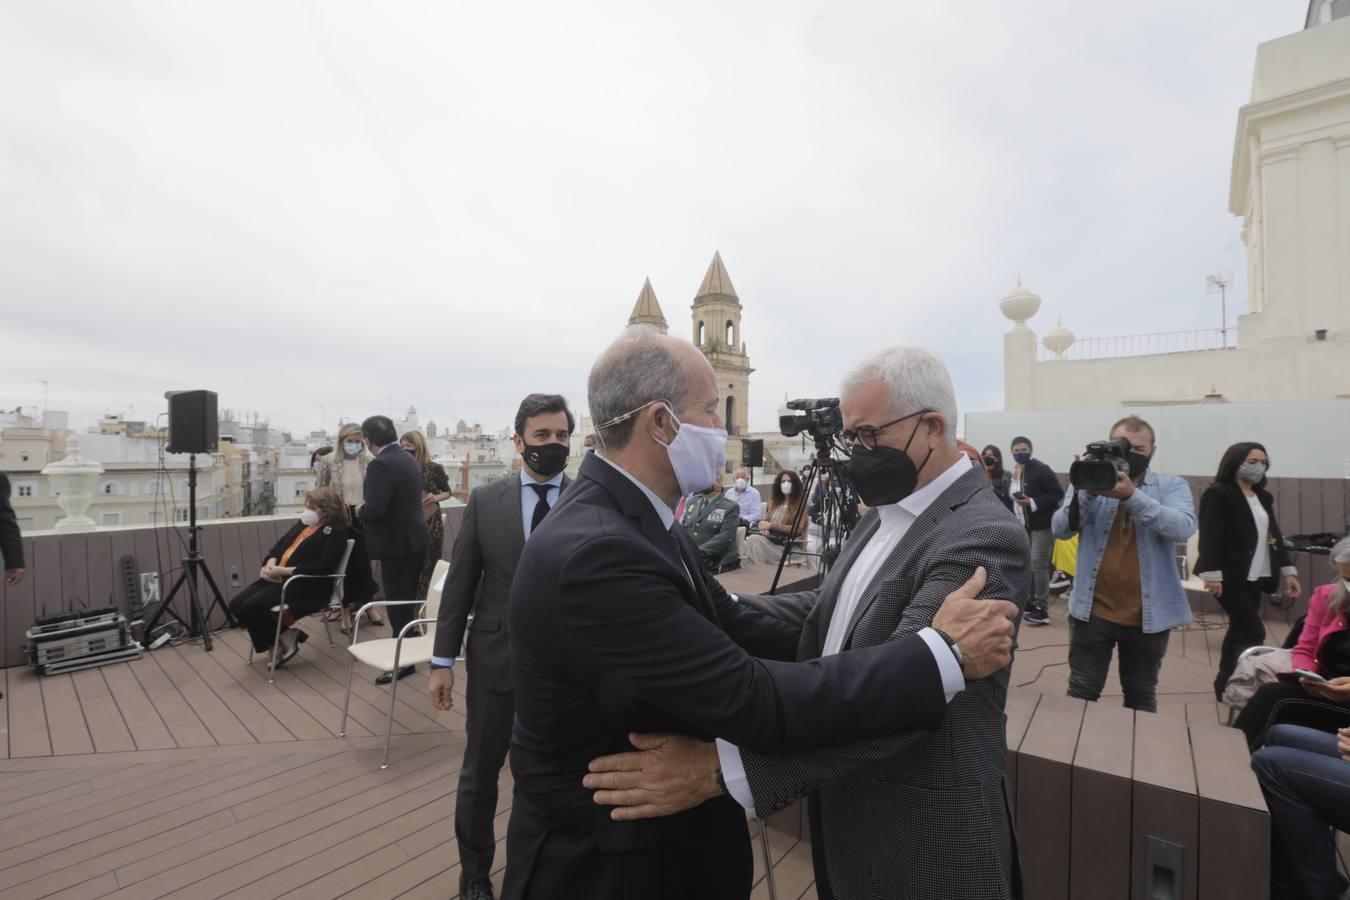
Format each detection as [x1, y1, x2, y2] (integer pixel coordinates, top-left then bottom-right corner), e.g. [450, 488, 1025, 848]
[17, 485, 33, 498]
[725, 396, 736, 434]
[726, 320, 735, 346]
[697, 321, 705, 345]
[100, 512, 123, 526]
[146, 481, 162, 494]
[20, 452, 30, 462]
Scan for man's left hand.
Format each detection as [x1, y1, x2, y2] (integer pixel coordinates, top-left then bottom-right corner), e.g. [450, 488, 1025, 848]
[583, 733, 722, 821]
[1098, 470, 1136, 501]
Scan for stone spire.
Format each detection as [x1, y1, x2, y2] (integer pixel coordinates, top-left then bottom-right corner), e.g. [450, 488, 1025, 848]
[694, 250, 738, 302]
[627, 277, 669, 333]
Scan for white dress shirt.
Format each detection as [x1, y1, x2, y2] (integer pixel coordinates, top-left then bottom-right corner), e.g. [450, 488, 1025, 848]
[716, 454, 972, 810]
[521, 469, 566, 541]
[725, 485, 763, 526]
[1246, 495, 1271, 581]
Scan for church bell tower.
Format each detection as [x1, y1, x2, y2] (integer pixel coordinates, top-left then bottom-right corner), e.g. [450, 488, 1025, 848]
[691, 251, 754, 438]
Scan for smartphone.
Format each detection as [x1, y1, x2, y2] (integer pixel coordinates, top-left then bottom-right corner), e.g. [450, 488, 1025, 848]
[1295, 669, 1329, 684]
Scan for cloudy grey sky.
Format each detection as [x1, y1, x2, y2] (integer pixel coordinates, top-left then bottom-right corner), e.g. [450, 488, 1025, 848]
[0, 1, 1301, 437]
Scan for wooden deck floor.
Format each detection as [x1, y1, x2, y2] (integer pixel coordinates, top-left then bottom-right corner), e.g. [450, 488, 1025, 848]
[0, 619, 815, 899]
[1, 566, 1291, 900]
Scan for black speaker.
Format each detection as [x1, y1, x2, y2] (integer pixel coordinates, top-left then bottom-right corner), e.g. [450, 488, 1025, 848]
[165, 390, 219, 454]
[740, 438, 764, 468]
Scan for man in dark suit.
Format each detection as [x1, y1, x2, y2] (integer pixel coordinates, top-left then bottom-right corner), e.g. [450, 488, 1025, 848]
[586, 347, 1030, 900]
[503, 329, 1020, 900]
[428, 394, 575, 900]
[359, 415, 430, 684]
[1010, 435, 1063, 625]
[0, 472, 24, 586]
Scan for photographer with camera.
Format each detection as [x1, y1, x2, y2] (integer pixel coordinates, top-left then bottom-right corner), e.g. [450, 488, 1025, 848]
[1052, 415, 1197, 712]
[1010, 436, 1063, 625]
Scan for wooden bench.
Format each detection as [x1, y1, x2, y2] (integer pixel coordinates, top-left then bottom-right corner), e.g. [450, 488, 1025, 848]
[766, 688, 1270, 900]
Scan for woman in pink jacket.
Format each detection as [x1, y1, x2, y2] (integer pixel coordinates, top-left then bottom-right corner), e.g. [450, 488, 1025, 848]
[1237, 536, 1350, 749]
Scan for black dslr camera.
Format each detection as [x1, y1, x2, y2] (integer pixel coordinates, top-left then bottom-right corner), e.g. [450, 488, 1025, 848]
[779, 398, 843, 441]
[1069, 436, 1132, 492]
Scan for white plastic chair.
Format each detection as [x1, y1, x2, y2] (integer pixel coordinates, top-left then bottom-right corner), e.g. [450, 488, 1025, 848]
[339, 558, 449, 768]
[249, 539, 354, 684]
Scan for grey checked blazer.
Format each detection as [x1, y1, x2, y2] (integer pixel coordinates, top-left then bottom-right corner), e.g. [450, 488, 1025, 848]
[739, 465, 1029, 900]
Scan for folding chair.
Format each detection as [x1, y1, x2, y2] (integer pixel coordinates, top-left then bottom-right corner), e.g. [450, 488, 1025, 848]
[340, 559, 449, 768]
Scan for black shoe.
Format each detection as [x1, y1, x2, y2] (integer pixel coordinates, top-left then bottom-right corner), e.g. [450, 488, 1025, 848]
[461, 880, 495, 900]
[375, 666, 416, 685]
[274, 638, 300, 669]
[1023, 609, 1050, 626]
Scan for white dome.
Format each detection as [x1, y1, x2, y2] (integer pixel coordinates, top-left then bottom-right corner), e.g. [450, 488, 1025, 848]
[1042, 319, 1075, 358]
[999, 279, 1042, 326]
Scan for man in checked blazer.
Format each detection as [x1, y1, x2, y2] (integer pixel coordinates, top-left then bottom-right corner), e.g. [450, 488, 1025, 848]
[587, 346, 1030, 900]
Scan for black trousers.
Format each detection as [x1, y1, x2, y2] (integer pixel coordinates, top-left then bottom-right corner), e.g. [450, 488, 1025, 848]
[376, 550, 426, 643]
[1215, 580, 1267, 698]
[1236, 681, 1350, 749]
[1067, 614, 1171, 712]
[229, 579, 328, 652]
[456, 676, 515, 885]
[343, 506, 378, 609]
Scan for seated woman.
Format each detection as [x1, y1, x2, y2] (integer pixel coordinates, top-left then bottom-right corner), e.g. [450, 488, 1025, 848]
[744, 470, 809, 565]
[1236, 535, 1350, 749]
[230, 486, 351, 666]
[1251, 723, 1350, 899]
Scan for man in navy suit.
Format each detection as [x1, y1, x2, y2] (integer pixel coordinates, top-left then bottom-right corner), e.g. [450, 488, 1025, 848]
[359, 414, 430, 684]
[501, 328, 1019, 900]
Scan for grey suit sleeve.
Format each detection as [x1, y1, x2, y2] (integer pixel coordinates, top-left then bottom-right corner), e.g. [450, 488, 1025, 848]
[434, 487, 485, 660]
[738, 524, 1030, 818]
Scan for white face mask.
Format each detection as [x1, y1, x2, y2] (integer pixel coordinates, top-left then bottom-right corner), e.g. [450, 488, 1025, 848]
[734, 478, 748, 491]
[343, 442, 363, 457]
[300, 508, 320, 526]
[780, 481, 794, 496]
[654, 403, 727, 498]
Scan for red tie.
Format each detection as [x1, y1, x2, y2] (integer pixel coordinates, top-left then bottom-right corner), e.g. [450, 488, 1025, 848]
[674, 496, 688, 521]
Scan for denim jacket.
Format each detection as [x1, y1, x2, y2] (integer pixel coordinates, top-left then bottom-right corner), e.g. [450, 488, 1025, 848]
[1051, 470, 1198, 634]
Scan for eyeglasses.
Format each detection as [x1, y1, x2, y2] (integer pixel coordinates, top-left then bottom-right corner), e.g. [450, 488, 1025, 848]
[840, 409, 931, 453]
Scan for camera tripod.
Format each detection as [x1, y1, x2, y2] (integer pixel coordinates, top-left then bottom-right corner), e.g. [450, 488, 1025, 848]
[143, 454, 236, 650]
[769, 436, 858, 595]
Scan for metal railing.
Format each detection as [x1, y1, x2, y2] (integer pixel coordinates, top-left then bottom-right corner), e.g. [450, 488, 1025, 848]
[1037, 328, 1236, 362]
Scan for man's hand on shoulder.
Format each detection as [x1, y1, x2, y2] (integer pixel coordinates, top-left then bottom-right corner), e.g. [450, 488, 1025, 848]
[931, 567, 1018, 679]
[583, 733, 722, 821]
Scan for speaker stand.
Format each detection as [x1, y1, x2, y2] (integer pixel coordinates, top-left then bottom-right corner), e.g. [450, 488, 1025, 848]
[144, 453, 236, 650]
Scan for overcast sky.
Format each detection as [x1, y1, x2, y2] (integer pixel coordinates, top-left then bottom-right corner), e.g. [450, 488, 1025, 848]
[0, 1, 1302, 438]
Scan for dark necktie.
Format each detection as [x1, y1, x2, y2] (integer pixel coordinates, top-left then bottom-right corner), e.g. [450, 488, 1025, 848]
[529, 483, 553, 536]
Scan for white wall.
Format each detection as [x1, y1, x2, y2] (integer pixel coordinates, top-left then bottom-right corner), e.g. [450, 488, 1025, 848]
[964, 399, 1350, 479]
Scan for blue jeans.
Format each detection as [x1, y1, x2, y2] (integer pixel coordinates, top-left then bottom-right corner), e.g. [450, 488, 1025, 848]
[1252, 724, 1350, 900]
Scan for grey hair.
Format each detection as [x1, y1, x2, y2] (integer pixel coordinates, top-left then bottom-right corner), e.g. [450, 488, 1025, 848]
[1327, 536, 1350, 617]
[588, 326, 692, 451]
[840, 346, 958, 446]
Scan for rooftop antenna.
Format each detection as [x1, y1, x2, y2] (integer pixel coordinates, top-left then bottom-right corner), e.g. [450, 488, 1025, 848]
[1205, 273, 1233, 347]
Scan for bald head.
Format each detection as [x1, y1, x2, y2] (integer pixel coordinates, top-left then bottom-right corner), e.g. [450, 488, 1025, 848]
[589, 326, 717, 451]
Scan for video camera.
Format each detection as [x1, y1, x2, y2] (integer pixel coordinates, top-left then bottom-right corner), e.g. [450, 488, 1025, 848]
[1069, 436, 1132, 492]
[779, 397, 843, 442]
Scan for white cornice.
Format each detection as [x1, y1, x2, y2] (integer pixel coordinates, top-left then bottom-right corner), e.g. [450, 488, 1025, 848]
[1229, 75, 1350, 213]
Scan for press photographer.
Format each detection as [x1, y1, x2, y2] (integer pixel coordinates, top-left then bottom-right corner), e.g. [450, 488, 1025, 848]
[1051, 415, 1198, 712]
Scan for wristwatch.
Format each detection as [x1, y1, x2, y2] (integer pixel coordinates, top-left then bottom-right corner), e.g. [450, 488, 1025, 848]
[932, 628, 966, 672]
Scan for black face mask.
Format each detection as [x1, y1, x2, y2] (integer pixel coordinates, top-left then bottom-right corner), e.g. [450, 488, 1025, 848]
[523, 442, 569, 478]
[1127, 451, 1150, 481]
[982, 456, 998, 469]
[844, 417, 932, 507]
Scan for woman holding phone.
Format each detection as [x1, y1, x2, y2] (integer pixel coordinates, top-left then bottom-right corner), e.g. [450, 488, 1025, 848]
[1236, 536, 1350, 749]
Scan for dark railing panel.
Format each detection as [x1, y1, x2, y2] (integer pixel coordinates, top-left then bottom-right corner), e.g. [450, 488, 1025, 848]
[85, 532, 117, 611]
[1017, 692, 1086, 900]
[1131, 713, 1199, 900]
[57, 534, 90, 615]
[1190, 723, 1269, 900]
[1070, 702, 1134, 900]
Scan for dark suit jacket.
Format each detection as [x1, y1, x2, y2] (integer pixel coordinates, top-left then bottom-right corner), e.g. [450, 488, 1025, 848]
[433, 474, 570, 689]
[266, 521, 351, 609]
[1019, 458, 1063, 531]
[503, 453, 953, 900]
[738, 465, 1030, 900]
[0, 472, 23, 570]
[1196, 481, 1293, 592]
[360, 444, 429, 561]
